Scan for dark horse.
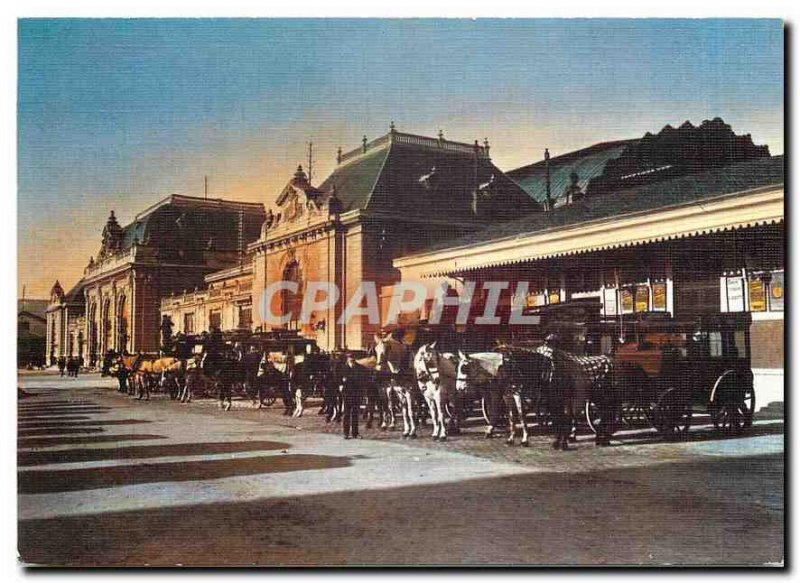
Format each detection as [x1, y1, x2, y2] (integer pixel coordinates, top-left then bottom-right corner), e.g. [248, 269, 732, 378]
[536, 337, 618, 450]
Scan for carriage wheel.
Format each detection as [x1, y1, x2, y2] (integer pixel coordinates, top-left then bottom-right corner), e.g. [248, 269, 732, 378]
[710, 375, 755, 434]
[653, 388, 693, 439]
[585, 399, 621, 436]
[585, 400, 599, 434]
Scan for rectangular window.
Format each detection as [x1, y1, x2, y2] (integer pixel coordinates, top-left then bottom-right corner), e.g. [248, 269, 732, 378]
[183, 313, 195, 335]
[709, 331, 723, 358]
[209, 310, 222, 331]
[238, 305, 252, 329]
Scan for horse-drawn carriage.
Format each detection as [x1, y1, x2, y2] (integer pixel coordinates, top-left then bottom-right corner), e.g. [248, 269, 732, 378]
[587, 312, 756, 439]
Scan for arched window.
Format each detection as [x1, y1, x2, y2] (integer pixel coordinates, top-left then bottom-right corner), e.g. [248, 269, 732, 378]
[281, 260, 304, 330]
[116, 295, 130, 353]
[101, 298, 112, 353]
[88, 302, 98, 366]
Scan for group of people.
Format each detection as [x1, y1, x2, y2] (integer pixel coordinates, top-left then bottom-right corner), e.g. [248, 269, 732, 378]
[55, 355, 83, 378]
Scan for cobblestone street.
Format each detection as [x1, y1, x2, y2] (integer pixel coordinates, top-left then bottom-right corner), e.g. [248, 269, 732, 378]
[17, 373, 784, 566]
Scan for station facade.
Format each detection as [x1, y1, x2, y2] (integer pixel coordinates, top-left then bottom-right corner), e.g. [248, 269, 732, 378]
[46, 118, 785, 405]
[394, 120, 784, 403]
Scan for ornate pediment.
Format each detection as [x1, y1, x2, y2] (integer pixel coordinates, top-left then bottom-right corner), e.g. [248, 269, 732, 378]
[270, 165, 326, 227]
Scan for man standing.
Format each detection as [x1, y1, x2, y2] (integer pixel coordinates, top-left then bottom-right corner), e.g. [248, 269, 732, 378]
[116, 361, 129, 394]
[340, 353, 364, 440]
[57, 356, 66, 377]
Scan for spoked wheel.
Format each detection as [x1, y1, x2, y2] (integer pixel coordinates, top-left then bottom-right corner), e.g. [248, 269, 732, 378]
[710, 373, 755, 434]
[585, 399, 622, 436]
[653, 388, 693, 439]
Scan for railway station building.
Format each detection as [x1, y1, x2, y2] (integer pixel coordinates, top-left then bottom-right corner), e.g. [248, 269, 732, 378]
[394, 119, 784, 404]
[161, 127, 539, 351]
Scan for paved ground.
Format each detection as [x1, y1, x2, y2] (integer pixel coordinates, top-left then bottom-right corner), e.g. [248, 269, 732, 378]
[17, 373, 784, 567]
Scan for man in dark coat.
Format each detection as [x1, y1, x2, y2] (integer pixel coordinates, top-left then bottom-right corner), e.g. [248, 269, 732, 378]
[57, 356, 66, 377]
[340, 353, 366, 439]
[116, 362, 129, 393]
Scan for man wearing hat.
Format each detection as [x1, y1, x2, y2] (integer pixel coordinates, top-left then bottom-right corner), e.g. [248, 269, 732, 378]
[340, 352, 365, 439]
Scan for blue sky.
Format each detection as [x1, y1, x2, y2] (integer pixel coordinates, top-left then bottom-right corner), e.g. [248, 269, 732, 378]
[18, 18, 784, 295]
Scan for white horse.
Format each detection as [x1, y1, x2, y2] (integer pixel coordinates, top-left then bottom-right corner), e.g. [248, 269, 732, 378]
[375, 335, 419, 438]
[455, 350, 532, 446]
[414, 343, 462, 441]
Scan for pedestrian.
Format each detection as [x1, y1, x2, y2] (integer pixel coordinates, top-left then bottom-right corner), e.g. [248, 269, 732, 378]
[116, 362, 129, 393]
[57, 356, 66, 377]
[340, 353, 364, 439]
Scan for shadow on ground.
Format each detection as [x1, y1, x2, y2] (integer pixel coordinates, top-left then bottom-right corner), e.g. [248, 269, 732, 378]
[17, 419, 151, 429]
[18, 434, 167, 448]
[18, 427, 105, 437]
[18, 440, 291, 466]
[19, 453, 350, 494]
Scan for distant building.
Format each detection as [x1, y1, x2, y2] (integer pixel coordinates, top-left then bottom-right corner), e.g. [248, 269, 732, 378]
[18, 298, 48, 368]
[46, 195, 266, 365]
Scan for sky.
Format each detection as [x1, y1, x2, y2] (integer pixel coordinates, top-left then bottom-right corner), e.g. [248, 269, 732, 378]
[18, 18, 784, 297]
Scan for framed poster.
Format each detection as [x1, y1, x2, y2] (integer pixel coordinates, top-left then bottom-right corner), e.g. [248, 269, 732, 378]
[749, 277, 767, 312]
[652, 282, 667, 311]
[726, 277, 745, 312]
[769, 271, 784, 311]
[635, 285, 650, 313]
[603, 287, 618, 316]
[621, 288, 634, 314]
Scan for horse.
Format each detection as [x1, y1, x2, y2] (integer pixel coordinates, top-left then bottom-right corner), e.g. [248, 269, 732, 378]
[456, 349, 553, 446]
[374, 334, 420, 438]
[200, 349, 242, 410]
[353, 353, 393, 430]
[180, 354, 204, 403]
[155, 357, 186, 400]
[110, 354, 142, 394]
[413, 343, 464, 441]
[290, 351, 331, 418]
[535, 338, 618, 450]
[241, 349, 271, 407]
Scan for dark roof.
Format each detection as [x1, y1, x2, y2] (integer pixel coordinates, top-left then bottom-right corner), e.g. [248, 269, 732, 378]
[18, 299, 48, 318]
[507, 140, 637, 202]
[64, 281, 85, 307]
[101, 195, 266, 261]
[317, 132, 540, 222]
[318, 147, 390, 211]
[417, 155, 784, 254]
